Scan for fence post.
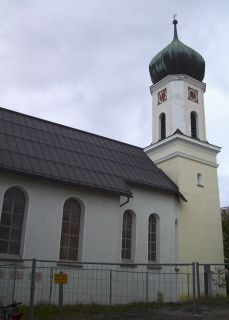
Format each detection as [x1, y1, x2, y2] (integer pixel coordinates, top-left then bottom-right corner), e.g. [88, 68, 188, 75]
[196, 262, 202, 315]
[49, 267, 54, 305]
[28, 258, 36, 320]
[58, 272, 63, 320]
[12, 263, 18, 302]
[146, 272, 149, 303]
[192, 262, 196, 316]
[109, 269, 112, 306]
[187, 273, 190, 300]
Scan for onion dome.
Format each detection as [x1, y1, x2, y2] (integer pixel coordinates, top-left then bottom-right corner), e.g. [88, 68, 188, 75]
[149, 19, 205, 84]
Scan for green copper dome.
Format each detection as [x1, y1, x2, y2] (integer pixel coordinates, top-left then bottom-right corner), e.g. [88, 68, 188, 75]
[149, 20, 205, 84]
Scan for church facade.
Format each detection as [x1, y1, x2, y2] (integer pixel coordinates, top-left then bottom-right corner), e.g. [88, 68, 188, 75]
[0, 19, 224, 267]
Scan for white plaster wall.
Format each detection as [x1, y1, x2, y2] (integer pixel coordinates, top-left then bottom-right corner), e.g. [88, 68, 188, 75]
[152, 89, 171, 143]
[120, 185, 180, 264]
[0, 172, 121, 262]
[151, 76, 206, 143]
[170, 81, 185, 134]
[0, 171, 180, 264]
[183, 81, 206, 140]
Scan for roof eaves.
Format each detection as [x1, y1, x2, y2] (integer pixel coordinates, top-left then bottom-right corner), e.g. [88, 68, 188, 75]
[125, 179, 187, 202]
[0, 167, 133, 198]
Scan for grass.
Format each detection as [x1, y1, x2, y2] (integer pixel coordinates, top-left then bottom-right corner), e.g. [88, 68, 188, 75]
[18, 300, 194, 320]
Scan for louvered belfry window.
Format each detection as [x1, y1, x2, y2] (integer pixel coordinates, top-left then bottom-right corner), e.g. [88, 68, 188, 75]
[0, 188, 25, 255]
[59, 199, 81, 261]
[160, 113, 166, 140]
[191, 112, 197, 138]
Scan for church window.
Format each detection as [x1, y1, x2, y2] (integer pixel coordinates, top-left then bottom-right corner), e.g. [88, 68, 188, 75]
[159, 113, 166, 140]
[121, 210, 132, 260]
[190, 112, 198, 138]
[148, 214, 156, 261]
[0, 188, 25, 255]
[59, 199, 81, 261]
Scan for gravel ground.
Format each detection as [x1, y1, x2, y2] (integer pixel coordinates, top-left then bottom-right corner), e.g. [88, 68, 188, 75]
[70, 303, 229, 320]
[42, 301, 229, 320]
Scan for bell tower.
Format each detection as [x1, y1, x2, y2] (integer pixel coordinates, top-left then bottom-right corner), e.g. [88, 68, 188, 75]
[150, 74, 207, 143]
[145, 19, 224, 264]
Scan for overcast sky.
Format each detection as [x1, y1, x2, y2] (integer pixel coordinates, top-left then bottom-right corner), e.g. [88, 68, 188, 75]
[0, 0, 228, 207]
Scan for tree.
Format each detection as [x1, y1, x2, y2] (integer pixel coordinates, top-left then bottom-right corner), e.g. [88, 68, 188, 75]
[221, 209, 229, 262]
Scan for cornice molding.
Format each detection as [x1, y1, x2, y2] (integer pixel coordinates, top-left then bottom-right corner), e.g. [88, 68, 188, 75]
[153, 151, 219, 168]
[144, 134, 221, 157]
[149, 74, 206, 95]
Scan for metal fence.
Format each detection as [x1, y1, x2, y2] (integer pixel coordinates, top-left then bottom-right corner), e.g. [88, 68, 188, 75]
[0, 259, 228, 319]
[195, 263, 229, 317]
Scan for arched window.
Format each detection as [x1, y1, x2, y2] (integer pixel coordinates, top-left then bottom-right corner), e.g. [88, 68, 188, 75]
[159, 113, 166, 140]
[0, 188, 25, 255]
[121, 210, 132, 260]
[190, 112, 197, 138]
[59, 199, 81, 261]
[148, 214, 156, 262]
[197, 173, 204, 186]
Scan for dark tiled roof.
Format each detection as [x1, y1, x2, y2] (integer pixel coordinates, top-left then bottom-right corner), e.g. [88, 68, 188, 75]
[0, 107, 185, 200]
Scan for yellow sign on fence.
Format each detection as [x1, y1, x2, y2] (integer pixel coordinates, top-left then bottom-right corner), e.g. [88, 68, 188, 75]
[54, 273, 68, 284]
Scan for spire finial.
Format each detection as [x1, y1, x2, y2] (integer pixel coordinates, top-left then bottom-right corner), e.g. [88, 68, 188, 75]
[173, 14, 178, 25]
[172, 14, 178, 39]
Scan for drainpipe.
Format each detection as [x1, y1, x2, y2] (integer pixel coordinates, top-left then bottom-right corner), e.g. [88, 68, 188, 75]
[120, 196, 133, 207]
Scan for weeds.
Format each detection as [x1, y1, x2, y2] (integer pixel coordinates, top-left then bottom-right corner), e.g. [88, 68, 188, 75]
[18, 301, 194, 320]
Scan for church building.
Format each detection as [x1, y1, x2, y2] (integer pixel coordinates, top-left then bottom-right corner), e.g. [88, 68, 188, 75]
[0, 19, 224, 265]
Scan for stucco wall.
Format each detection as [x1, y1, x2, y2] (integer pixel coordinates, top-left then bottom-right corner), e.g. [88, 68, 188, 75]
[151, 75, 206, 143]
[157, 156, 224, 264]
[120, 185, 180, 264]
[0, 171, 180, 264]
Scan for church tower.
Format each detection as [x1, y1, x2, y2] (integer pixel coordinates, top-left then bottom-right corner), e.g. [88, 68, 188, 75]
[145, 19, 224, 264]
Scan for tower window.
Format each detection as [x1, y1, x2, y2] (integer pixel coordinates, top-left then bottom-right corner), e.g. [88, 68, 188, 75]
[190, 112, 197, 138]
[159, 113, 166, 140]
[197, 173, 204, 187]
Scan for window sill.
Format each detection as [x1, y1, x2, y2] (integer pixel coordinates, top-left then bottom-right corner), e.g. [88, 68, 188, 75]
[120, 263, 137, 268]
[197, 184, 204, 187]
[120, 259, 136, 268]
[57, 262, 83, 268]
[0, 253, 24, 263]
[147, 263, 163, 269]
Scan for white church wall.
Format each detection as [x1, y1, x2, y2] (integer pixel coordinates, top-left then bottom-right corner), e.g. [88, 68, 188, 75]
[120, 185, 180, 264]
[0, 171, 121, 262]
[0, 171, 180, 265]
[150, 75, 207, 142]
[170, 80, 185, 135]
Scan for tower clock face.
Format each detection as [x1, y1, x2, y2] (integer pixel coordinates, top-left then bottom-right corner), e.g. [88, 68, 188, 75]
[158, 88, 167, 105]
[188, 87, 198, 103]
